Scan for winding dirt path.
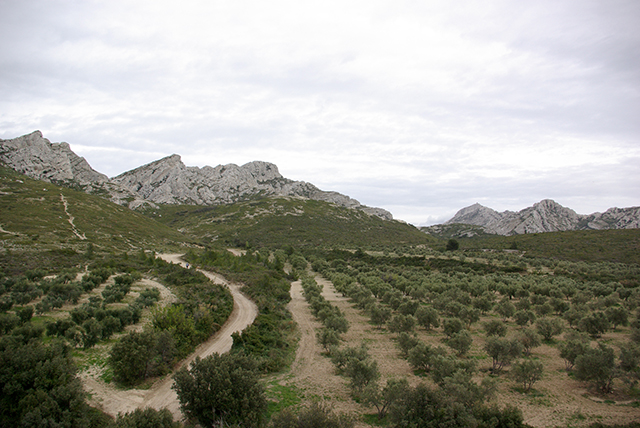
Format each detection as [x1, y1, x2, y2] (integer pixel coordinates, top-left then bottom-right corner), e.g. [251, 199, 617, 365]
[82, 254, 258, 420]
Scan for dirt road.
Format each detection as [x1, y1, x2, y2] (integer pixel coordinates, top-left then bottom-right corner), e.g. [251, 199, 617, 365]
[82, 254, 258, 420]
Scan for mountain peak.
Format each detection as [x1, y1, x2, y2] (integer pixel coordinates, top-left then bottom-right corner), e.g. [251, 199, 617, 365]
[1, 131, 393, 220]
[0, 130, 108, 185]
[446, 199, 639, 235]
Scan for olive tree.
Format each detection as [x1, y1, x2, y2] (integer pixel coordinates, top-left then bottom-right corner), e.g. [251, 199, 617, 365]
[511, 359, 543, 392]
[574, 343, 616, 393]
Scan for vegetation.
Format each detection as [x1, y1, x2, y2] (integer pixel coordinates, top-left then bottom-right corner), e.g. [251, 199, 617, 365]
[173, 352, 267, 428]
[143, 198, 435, 249]
[2, 164, 640, 427]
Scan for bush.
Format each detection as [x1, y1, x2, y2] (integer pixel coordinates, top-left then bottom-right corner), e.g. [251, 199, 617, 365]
[173, 353, 267, 428]
[114, 407, 180, 428]
[109, 330, 175, 385]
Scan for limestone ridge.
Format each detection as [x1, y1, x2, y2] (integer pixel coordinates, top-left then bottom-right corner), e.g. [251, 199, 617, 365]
[112, 154, 393, 219]
[0, 131, 392, 219]
[0, 131, 108, 185]
[0, 131, 146, 207]
[446, 199, 640, 235]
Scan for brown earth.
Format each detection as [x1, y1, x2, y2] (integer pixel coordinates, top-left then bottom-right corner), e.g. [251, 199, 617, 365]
[274, 273, 640, 427]
[81, 254, 258, 421]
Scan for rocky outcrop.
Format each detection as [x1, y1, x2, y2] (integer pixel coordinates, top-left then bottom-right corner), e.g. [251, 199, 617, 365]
[446, 199, 640, 235]
[112, 154, 393, 219]
[1, 131, 392, 219]
[0, 131, 148, 207]
[0, 131, 108, 185]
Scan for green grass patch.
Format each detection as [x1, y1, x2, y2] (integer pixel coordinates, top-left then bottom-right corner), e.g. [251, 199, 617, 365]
[265, 382, 304, 415]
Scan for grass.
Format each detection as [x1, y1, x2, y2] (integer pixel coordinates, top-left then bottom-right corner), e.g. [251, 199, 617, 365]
[0, 166, 194, 256]
[142, 197, 436, 249]
[265, 380, 304, 415]
[452, 228, 640, 265]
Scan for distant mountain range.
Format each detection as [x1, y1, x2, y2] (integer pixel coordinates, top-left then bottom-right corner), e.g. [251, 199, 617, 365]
[0, 131, 392, 220]
[435, 199, 640, 236]
[3, 131, 639, 236]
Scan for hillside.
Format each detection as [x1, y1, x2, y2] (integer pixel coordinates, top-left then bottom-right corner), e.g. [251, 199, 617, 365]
[143, 197, 434, 249]
[1, 131, 392, 219]
[0, 166, 191, 260]
[455, 228, 640, 265]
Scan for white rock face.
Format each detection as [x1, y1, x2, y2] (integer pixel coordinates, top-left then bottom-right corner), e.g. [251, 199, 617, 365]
[0, 131, 109, 185]
[446, 199, 640, 235]
[1, 131, 393, 220]
[112, 154, 393, 219]
[0, 131, 148, 207]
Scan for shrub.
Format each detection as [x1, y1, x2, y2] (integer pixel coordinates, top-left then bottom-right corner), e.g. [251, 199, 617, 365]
[173, 353, 267, 428]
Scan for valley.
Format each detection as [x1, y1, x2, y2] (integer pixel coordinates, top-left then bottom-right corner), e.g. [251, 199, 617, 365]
[1, 133, 640, 427]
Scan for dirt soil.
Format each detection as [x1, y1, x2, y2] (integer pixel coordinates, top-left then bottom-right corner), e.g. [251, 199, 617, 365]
[82, 257, 640, 426]
[275, 273, 640, 427]
[81, 254, 258, 421]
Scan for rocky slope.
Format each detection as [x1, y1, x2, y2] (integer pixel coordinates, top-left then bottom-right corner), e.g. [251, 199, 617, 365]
[0, 131, 392, 219]
[445, 199, 640, 235]
[0, 131, 147, 206]
[112, 154, 392, 219]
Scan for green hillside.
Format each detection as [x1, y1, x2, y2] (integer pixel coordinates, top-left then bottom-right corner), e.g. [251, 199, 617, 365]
[447, 227, 640, 265]
[142, 197, 436, 249]
[0, 166, 192, 257]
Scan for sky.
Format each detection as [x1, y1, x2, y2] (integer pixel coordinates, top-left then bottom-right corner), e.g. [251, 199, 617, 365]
[1, 0, 639, 225]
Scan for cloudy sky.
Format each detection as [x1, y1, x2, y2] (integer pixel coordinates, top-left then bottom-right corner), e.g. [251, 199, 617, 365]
[1, 0, 639, 225]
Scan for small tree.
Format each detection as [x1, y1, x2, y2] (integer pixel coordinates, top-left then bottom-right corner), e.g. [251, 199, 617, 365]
[574, 343, 616, 393]
[442, 318, 464, 338]
[514, 310, 536, 328]
[517, 328, 541, 357]
[535, 317, 564, 341]
[511, 359, 543, 392]
[558, 333, 590, 370]
[578, 312, 610, 338]
[387, 314, 416, 333]
[317, 328, 341, 352]
[362, 378, 410, 420]
[484, 337, 522, 374]
[172, 353, 267, 428]
[343, 355, 380, 396]
[496, 300, 516, 321]
[369, 304, 392, 329]
[447, 330, 473, 357]
[415, 306, 440, 331]
[396, 332, 420, 358]
[605, 306, 629, 331]
[408, 342, 448, 373]
[484, 320, 507, 337]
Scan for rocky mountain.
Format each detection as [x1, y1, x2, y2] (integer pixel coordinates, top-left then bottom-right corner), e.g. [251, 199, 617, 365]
[0, 131, 392, 219]
[112, 153, 392, 219]
[445, 199, 640, 235]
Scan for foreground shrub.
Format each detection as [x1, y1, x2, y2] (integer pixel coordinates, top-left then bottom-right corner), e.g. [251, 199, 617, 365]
[173, 353, 267, 428]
